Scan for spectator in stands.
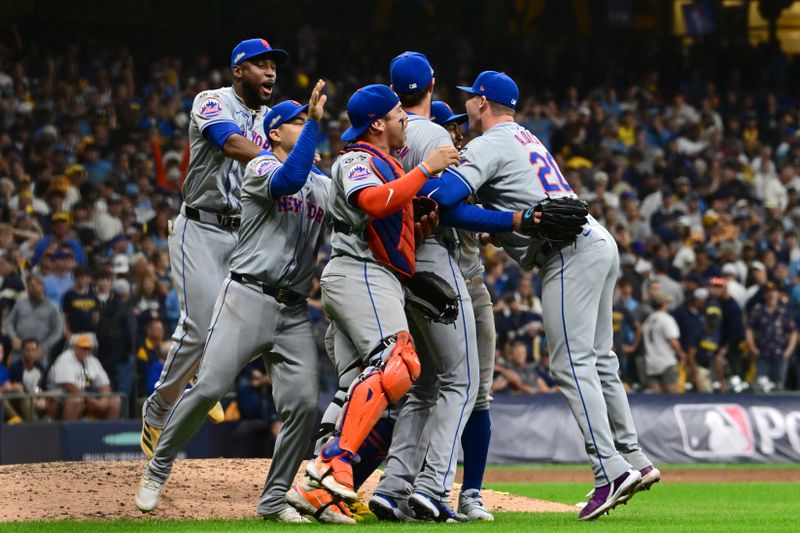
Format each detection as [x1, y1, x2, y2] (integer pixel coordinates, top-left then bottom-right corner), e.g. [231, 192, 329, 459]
[96, 279, 136, 404]
[0, 249, 25, 340]
[136, 318, 165, 397]
[61, 266, 99, 343]
[708, 276, 746, 379]
[32, 212, 87, 266]
[642, 291, 685, 393]
[7, 338, 47, 419]
[93, 194, 124, 244]
[235, 359, 281, 438]
[672, 287, 707, 364]
[42, 247, 76, 304]
[690, 306, 726, 393]
[46, 334, 120, 420]
[746, 282, 797, 392]
[612, 285, 642, 383]
[494, 293, 543, 357]
[492, 341, 550, 395]
[7, 274, 63, 364]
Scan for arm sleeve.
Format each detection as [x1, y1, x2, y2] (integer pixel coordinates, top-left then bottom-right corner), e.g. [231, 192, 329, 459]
[440, 202, 515, 232]
[41, 305, 64, 353]
[203, 121, 243, 150]
[7, 304, 18, 338]
[268, 120, 319, 198]
[355, 167, 429, 218]
[418, 169, 472, 207]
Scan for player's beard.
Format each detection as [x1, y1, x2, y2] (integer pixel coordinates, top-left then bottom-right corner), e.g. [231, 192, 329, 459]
[242, 79, 272, 107]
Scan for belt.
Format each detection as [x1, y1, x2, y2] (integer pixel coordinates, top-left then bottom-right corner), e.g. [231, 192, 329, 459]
[230, 272, 305, 306]
[182, 205, 241, 230]
[331, 218, 362, 238]
[464, 275, 484, 289]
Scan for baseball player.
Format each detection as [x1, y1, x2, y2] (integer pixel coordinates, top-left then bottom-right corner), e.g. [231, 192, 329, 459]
[418, 71, 660, 521]
[430, 100, 496, 521]
[135, 83, 338, 523]
[369, 52, 480, 523]
[141, 38, 287, 458]
[305, 84, 460, 508]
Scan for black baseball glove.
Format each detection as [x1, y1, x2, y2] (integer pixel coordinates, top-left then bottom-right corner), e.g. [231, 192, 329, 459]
[413, 196, 440, 245]
[520, 196, 589, 247]
[403, 271, 460, 325]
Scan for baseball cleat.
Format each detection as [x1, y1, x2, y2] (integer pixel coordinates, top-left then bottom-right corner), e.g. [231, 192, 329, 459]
[369, 492, 417, 522]
[262, 505, 311, 523]
[306, 438, 358, 502]
[579, 469, 641, 521]
[134, 474, 164, 512]
[346, 496, 374, 522]
[207, 401, 226, 424]
[458, 488, 494, 521]
[140, 419, 162, 460]
[608, 465, 662, 507]
[286, 478, 356, 525]
[409, 491, 461, 523]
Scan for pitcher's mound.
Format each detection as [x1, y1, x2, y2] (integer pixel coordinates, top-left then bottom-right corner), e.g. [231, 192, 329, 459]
[0, 459, 574, 521]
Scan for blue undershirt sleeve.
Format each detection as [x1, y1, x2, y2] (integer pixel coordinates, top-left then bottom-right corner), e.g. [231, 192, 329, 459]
[418, 168, 472, 207]
[202, 121, 242, 150]
[440, 202, 515, 232]
[269, 119, 320, 197]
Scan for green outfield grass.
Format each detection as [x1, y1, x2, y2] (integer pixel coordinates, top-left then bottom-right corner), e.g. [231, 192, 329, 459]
[3, 479, 798, 532]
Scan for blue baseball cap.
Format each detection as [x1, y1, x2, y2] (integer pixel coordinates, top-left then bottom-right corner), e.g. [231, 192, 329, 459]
[231, 38, 288, 68]
[430, 101, 467, 126]
[264, 100, 309, 131]
[341, 85, 400, 142]
[390, 51, 434, 94]
[457, 71, 519, 109]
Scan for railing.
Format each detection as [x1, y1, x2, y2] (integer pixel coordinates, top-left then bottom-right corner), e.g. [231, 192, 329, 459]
[1, 391, 129, 421]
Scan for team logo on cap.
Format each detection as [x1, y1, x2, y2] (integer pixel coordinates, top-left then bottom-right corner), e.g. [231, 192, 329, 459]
[347, 163, 371, 182]
[198, 97, 223, 118]
[255, 158, 279, 176]
[261, 39, 270, 48]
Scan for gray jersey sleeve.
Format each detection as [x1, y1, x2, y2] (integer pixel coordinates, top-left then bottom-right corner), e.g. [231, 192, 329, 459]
[191, 89, 242, 134]
[243, 154, 283, 200]
[340, 153, 383, 203]
[449, 137, 501, 195]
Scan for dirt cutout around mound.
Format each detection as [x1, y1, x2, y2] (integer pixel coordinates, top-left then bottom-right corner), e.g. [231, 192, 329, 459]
[0, 459, 574, 522]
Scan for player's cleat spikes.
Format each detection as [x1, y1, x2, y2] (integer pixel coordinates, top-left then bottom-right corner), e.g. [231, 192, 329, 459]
[305, 438, 357, 502]
[286, 480, 356, 525]
[140, 419, 162, 460]
[612, 465, 662, 507]
[207, 401, 225, 424]
[458, 488, 494, 521]
[134, 474, 164, 512]
[579, 469, 641, 521]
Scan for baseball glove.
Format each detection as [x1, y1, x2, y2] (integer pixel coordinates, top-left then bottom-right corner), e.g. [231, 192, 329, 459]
[520, 196, 589, 247]
[412, 196, 440, 245]
[403, 271, 459, 325]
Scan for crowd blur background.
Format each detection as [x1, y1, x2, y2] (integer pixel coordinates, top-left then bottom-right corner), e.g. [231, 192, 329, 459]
[2, 0, 800, 424]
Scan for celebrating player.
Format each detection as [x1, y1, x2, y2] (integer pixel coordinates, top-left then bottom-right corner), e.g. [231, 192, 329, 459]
[135, 81, 335, 523]
[140, 38, 287, 458]
[305, 84, 459, 505]
[369, 52, 479, 523]
[419, 71, 660, 521]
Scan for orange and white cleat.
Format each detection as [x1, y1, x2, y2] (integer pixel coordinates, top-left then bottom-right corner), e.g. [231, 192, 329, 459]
[286, 476, 356, 525]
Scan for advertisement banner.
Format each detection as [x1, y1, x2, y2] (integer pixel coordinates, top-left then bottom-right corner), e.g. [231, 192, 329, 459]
[487, 394, 800, 464]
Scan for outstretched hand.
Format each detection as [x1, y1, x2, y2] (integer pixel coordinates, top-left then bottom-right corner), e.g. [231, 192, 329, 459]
[308, 79, 327, 121]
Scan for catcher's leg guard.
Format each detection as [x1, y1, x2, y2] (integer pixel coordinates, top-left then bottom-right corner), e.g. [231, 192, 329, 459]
[312, 332, 419, 501]
[340, 332, 420, 453]
[353, 416, 394, 489]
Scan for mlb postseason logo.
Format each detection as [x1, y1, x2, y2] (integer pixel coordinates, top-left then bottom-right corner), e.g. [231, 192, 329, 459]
[347, 163, 371, 182]
[199, 97, 223, 118]
[674, 404, 755, 458]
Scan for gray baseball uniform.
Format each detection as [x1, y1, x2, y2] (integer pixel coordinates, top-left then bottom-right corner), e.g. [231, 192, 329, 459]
[456, 229, 495, 413]
[376, 115, 479, 502]
[144, 87, 268, 427]
[321, 150, 410, 359]
[145, 152, 328, 515]
[452, 121, 651, 485]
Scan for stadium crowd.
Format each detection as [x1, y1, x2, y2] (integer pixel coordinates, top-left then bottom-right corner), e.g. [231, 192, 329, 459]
[1, 32, 799, 422]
